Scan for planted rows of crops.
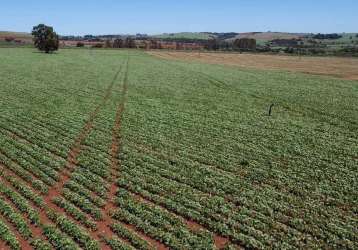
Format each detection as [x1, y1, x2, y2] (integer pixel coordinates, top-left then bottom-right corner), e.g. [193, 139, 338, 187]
[116, 53, 357, 249]
[0, 48, 357, 249]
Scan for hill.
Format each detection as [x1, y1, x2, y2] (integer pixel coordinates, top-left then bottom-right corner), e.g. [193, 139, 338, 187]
[0, 31, 32, 41]
[153, 32, 214, 40]
[152, 31, 308, 41]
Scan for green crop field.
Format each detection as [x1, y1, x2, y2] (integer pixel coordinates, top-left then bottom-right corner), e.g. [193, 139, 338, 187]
[0, 48, 357, 250]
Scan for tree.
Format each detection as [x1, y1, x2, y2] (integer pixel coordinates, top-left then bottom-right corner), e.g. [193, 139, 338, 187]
[124, 37, 136, 48]
[205, 39, 220, 50]
[233, 38, 256, 51]
[113, 39, 124, 48]
[92, 43, 103, 48]
[4, 37, 15, 42]
[76, 42, 85, 47]
[32, 24, 59, 53]
[105, 39, 112, 48]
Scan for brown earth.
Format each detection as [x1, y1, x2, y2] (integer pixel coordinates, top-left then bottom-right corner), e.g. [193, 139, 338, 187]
[148, 51, 358, 80]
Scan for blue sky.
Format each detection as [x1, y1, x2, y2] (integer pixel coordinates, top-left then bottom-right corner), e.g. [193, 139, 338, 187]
[1, 0, 357, 35]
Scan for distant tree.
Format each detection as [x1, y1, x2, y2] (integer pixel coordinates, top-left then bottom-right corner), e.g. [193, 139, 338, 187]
[76, 42, 85, 47]
[92, 43, 103, 48]
[284, 47, 294, 54]
[113, 39, 124, 48]
[4, 37, 15, 42]
[205, 39, 220, 50]
[233, 38, 256, 51]
[313, 33, 342, 39]
[149, 40, 159, 49]
[105, 39, 112, 48]
[124, 37, 136, 48]
[32, 24, 59, 53]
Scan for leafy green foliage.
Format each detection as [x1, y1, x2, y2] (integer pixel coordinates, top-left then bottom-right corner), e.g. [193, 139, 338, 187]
[47, 210, 100, 250]
[32, 24, 59, 53]
[0, 48, 356, 249]
[0, 220, 20, 250]
[42, 225, 79, 250]
[0, 199, 32, 239]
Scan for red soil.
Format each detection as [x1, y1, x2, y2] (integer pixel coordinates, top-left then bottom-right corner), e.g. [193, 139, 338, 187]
[185, 219, 205, 231]
[214, 234, 230, 249]
[95, 102, 124, 242]
[0, 241, 10, 250]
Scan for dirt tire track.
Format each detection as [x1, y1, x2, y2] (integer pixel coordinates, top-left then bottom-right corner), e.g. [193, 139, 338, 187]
[43, 65, 123, 202]
[96, 59, 169, 250]
[17, 65, 124, 249]
[95, 62, 128, 249]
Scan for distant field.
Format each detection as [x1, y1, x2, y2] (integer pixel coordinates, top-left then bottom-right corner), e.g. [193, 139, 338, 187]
[234, 32, 303, 41]
[153, 32, 213, 40]
[0, 31, 32, 41]
[0, 48, 357, 249]
[149, 51, 358, 80]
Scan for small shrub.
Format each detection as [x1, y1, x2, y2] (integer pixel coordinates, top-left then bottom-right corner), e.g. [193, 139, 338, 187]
[4, 37, 15, 42]
[92, 43, 103, 48]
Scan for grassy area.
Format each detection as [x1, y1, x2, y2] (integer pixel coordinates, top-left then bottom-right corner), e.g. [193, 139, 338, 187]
[0, 48, 357, 249]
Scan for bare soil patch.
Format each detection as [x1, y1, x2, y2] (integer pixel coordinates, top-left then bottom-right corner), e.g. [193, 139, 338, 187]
[148, 51, 358, 80]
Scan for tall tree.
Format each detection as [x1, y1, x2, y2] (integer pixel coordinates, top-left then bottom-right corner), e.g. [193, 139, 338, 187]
[113, 39, 124, 48]
[32, 24, 59, 53]
[233, 38, 256, 51]
[124, 37, 136, 48]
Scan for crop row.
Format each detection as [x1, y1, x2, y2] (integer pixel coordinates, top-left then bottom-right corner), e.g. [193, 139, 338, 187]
[1, 174, 44, 208]
[103, 236, 134, 250]
[52, 196, 97, 230]
[120, 145, 356, 248]
[0, 136, 56, 186]
[0, 198, 32, 239]
[0, 219, 20, 250]
[62, 188, 103, 221]
[30, 238, 53, 250]
[46, 209, 99, 250]
[112, 189, 215, 250]
[0, 182, 40, 225]
[118, 170, 295, 249]
[64, 180, 106, 208]
[41, 224, 79, 250]
[0, 121, 67, 171]
[0, 153, 48, 194]
[110, 223, 153, 250]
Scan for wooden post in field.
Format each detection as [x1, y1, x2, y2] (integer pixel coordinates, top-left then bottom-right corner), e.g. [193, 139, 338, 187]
[268, 104, 274, 116]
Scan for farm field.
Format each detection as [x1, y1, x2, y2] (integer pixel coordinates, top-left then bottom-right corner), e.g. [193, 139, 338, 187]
[149, 51, 358, 80]
[0, 48, 357, 249]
